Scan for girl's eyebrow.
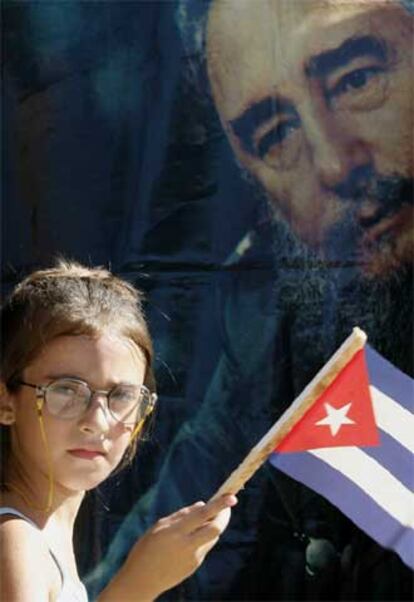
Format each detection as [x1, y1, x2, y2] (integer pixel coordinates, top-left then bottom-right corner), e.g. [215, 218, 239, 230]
[44, 373, 85, 381]
[44, 373, 138, 387]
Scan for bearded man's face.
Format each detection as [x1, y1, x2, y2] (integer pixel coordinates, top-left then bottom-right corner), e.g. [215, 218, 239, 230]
[207, 0, 413, 278]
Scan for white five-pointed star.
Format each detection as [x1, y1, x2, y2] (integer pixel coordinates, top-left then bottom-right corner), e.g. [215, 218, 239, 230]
[315, 402, 355, 436]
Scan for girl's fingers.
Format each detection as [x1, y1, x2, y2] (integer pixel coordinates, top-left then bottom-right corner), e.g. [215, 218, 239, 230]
[188, 511, 231, 547]
[179, 496, 236, 535]
[158, 501, 205, 525]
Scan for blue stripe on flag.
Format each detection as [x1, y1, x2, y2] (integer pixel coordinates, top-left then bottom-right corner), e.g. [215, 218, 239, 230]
[366, 346, 414, 412]
[362, 430, 414, 492]
[270, 451, 414, 570]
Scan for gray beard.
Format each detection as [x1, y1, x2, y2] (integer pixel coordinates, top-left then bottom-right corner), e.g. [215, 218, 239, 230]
[267, 216, 413, 378]
[236, 167, 413, 376]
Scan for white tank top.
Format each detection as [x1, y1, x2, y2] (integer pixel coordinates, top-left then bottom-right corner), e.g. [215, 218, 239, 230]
[0, 507, 88, 602]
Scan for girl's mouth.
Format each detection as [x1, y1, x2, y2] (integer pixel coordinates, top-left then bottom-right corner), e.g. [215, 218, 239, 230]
[68, 449, 106, 460]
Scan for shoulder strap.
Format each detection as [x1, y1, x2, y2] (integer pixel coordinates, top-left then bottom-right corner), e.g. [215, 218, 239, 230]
[0, 506, 87, 600]
[0, 506, 39, 528]
[0, 506, 65, 584]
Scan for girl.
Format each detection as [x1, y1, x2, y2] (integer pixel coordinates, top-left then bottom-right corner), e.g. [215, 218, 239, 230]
[0, 261, 237, 601]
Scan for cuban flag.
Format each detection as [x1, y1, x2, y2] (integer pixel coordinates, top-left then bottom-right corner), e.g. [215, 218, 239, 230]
[270, 346, 414, 570]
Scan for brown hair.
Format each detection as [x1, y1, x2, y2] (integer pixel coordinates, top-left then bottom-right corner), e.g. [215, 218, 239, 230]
[1, 259, 156, 471]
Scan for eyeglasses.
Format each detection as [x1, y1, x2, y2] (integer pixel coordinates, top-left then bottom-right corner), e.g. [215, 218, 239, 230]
[17, 378, 157, 425]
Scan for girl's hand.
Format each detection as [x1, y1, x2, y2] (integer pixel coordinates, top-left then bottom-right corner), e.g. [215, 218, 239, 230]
[99, 495, 237, 601]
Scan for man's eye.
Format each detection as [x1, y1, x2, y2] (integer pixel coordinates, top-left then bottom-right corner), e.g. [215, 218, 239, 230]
[327, 66, 387, 111]
[256, 118, 301, 159]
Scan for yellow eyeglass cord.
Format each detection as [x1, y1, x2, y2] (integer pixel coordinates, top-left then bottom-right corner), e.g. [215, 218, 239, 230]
[5, 398, 54, 513]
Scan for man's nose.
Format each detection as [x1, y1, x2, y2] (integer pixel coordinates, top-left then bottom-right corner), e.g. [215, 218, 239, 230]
[303, 107, 372, 191]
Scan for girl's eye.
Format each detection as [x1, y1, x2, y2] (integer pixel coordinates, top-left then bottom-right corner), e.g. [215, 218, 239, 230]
[110, 386, 139, 404]
[51, 381, 83, 397]
[55, 385, 76, 395]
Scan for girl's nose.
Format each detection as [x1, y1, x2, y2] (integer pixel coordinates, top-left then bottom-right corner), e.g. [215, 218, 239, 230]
[78, 395, 111, 435]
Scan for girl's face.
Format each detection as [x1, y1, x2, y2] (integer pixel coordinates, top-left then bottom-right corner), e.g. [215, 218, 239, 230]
[7, 333, 147, 495]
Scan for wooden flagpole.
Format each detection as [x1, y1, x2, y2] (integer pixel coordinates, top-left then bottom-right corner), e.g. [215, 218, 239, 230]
[212, 327, 367, 499]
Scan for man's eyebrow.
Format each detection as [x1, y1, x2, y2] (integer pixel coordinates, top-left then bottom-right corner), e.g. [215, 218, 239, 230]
[305, 35, 388, 79]
[229, 96, 296, 155]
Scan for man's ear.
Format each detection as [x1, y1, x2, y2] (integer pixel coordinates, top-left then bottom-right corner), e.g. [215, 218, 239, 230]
[0, 382, 16, 425]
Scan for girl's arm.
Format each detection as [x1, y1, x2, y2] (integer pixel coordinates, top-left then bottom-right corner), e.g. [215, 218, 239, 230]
[98, 495, 237, 602]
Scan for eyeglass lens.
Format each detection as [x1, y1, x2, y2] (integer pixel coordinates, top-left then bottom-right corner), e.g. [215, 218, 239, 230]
[45, 379, 150, 423]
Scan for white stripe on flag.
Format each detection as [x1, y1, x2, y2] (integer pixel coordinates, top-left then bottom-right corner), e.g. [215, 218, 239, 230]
[310, 447, 414, 528]
[370, 385, 414, 454]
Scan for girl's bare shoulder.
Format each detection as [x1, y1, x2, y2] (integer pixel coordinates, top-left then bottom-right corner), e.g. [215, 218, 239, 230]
[0, 515, 61, 601]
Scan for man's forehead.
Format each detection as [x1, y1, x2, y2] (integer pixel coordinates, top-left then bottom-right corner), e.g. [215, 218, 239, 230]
[208, 0, 390, 23]
[207, 0, 403, 120]
[207, 0, 380, 41]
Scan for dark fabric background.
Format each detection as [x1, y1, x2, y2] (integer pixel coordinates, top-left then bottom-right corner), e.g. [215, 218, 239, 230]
[2, 2, 413, 600]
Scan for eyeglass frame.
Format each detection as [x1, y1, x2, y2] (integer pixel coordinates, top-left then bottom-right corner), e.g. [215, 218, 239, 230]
[15, 378, 157, 426]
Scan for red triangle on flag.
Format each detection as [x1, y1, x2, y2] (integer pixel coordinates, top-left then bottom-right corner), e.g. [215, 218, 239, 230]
[276, 349, 380, 453]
